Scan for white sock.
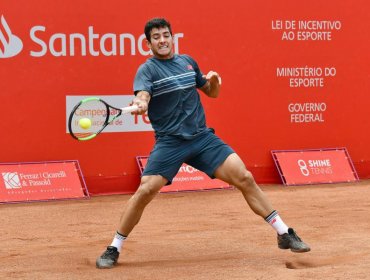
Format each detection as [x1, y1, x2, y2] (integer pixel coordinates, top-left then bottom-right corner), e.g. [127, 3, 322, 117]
[265, 210, 289, 235]
[110, 231, 127, 253]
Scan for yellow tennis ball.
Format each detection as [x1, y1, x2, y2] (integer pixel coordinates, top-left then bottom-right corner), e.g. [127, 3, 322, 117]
[79, 118, 92, 129]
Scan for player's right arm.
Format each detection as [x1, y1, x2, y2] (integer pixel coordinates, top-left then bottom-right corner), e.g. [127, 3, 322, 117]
[133, 62, 154, 114]
[132, 91, 151, 114]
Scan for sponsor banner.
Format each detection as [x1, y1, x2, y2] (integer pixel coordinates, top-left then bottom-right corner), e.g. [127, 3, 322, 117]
[0, 161, 88, 203]
[66, 95, 153, 134]
[136, 156, 230, 192]
[272, 148, 359, 185]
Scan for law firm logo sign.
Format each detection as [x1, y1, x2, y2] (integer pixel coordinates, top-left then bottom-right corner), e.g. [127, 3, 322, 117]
[0, 15, 23, 58]
[2, 172, 21, 189]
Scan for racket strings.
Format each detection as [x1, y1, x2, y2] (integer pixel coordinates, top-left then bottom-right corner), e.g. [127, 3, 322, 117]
[70, 100, 109, 138]
[107, 107, 122, 123]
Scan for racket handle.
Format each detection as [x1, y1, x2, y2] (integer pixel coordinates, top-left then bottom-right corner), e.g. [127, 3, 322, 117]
[121, 105, 138, 114]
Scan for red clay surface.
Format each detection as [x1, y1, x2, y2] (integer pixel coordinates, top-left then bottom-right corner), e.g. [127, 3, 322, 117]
[1, 180, 370, 279]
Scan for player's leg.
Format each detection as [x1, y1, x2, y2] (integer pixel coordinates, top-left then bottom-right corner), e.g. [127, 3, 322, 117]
[96, 175, 167, 269]
[96, 136, 188, 269]
[118, 175, 168, 236]
[187, 131, 310, 253]
[214, 153, 273, 217]
[186, 131, 273, 217]
[214, 153, 310, 253]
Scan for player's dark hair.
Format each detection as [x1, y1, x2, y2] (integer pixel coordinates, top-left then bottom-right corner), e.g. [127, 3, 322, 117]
[144, 18, 172, 42]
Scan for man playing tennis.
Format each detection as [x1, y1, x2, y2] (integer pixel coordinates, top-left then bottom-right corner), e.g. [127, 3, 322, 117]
[96, 18, 310, 269]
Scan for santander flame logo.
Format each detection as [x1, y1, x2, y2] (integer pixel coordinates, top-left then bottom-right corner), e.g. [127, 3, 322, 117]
[0, 15, 23, 58]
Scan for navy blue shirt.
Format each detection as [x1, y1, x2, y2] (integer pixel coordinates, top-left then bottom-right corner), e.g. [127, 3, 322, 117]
[134, 54, 208, 139]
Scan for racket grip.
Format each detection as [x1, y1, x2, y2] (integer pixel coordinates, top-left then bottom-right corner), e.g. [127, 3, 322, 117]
[122, 105, 139, 114]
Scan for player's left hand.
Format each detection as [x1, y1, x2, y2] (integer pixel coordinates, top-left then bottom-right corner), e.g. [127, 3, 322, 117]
[203, 71, 222, 85]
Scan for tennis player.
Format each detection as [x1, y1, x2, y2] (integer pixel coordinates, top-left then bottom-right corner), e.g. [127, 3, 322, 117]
[96, 18, 310, 269]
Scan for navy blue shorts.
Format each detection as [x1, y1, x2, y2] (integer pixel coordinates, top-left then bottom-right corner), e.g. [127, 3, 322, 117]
[142, 129, 235, 184]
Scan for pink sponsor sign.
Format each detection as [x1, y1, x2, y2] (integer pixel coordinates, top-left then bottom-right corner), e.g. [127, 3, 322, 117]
[272, 148, 359, 185]
[0, 161, 89, 203]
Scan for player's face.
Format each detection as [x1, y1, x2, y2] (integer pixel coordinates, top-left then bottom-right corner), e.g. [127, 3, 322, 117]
[147, 27, 174, 59]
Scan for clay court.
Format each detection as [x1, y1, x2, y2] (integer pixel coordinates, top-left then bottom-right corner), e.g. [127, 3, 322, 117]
[1, 180, 369, 280]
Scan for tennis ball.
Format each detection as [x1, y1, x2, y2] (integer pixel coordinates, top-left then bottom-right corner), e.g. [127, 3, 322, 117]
[79, 118, 92, 130]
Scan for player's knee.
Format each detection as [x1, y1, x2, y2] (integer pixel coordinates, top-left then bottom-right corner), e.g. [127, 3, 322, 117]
[134, 180, 159, 204]
[235, 170, 256, 192]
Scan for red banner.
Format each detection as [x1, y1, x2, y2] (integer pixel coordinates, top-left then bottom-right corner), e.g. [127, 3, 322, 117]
[272, 148, 358, 185]
[136, 156, 230, 192]
[0, 161, 88, 203]
[1, 1, 369, 195]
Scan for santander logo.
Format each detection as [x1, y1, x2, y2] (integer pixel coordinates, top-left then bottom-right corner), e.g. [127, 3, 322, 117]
[0, 14, 184, 58]
[0, 15, 23, 58]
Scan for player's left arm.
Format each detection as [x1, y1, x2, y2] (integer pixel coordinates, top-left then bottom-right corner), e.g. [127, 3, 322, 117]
[199, 71, 222, 98]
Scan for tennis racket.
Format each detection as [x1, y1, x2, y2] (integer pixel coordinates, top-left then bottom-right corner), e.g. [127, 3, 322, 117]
[68, 97, 138, 141]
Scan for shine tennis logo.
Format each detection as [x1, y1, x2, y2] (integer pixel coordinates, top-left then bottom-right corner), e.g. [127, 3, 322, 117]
[298, 159, 333, 176]
[0, 15, 23, 58]
[2, 172, 22, 189]
[297, 160, 310, 176]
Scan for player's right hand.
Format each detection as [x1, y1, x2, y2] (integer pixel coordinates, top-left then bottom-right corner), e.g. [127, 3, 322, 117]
[131, 91, 150, 114]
